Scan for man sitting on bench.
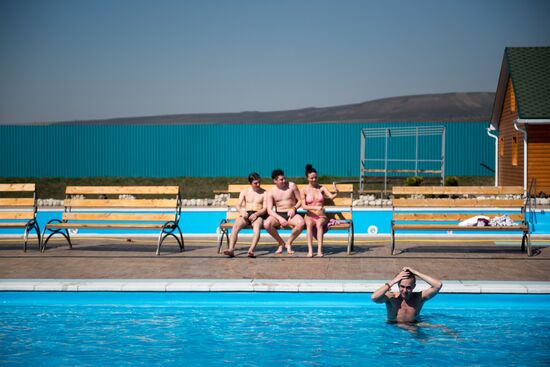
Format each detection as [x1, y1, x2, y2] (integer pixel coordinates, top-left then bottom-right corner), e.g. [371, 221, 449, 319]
[264, 169, 305, 255]
[224, 172, 267, 258]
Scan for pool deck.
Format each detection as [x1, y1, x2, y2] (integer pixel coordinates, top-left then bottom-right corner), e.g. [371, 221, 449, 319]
[1, 235, 550, 293]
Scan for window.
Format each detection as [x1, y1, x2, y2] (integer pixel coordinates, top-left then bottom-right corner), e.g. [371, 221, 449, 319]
[499, 137, 504, 157]
[512, 135, 518, 166]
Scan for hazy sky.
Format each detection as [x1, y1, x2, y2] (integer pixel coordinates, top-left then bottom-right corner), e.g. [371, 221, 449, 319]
[1, 0, 549, 124]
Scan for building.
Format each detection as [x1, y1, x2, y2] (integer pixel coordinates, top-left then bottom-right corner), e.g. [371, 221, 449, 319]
[489, 47, 550, 194]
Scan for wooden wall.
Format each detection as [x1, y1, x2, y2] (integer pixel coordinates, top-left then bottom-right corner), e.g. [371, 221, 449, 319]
[528, 124, 550, 194]
[498, 78, 524, 187]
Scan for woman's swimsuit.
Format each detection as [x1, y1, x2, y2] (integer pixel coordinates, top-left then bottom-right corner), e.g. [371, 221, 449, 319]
[305, 188, 326, 223]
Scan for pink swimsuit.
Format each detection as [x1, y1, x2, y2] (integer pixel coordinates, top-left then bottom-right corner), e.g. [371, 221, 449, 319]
[305, 189, 326, 222]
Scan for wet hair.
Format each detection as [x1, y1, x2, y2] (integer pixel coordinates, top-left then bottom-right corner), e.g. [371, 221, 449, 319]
[398, 274, 416, 285]
[305, 164, 317, 177]
[248, 172, 261, 183]
[271, 169, 284, 180]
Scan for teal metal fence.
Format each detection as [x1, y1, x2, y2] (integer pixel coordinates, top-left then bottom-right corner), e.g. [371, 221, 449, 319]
[0, 122, 493, 177]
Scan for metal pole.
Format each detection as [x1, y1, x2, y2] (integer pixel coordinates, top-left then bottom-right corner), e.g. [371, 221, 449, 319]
[441, 127, 446, 185]
[360, 129, 365, 192]
[415, 127, 419, 175]
[384, 128, 389, 195]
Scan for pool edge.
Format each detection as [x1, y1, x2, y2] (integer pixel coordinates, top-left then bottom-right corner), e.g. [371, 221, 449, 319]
[1, 279, 550, 293]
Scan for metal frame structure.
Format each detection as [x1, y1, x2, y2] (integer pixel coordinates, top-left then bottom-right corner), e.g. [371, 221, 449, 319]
[360, 126, 446, 194]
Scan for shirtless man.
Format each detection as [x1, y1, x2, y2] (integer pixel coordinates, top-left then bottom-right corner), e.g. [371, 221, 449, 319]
[264, 169, 305, 255]
[223, 172, 267, 258]
[371, 267, 442, 323]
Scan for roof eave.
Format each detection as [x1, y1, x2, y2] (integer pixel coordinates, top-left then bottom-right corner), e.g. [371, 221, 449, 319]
[490, 50, 510, 129]
[516, 118, 550, 124]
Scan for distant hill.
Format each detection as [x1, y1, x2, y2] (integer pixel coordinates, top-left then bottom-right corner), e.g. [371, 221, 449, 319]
[51, 92, 495, 125]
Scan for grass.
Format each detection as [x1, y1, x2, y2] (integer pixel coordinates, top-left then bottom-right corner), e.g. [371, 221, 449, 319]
[1, 176, 495, 199]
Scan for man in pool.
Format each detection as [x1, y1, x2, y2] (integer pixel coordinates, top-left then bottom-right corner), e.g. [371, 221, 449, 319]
[371, 267, 442, 323]
[264, 169, 305, 255]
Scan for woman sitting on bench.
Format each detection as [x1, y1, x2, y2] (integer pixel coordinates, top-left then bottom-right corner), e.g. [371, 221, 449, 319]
[300, 164, 338, 258]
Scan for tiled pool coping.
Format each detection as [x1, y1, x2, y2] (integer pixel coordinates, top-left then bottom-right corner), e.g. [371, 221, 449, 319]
[1, 279, 549, 293]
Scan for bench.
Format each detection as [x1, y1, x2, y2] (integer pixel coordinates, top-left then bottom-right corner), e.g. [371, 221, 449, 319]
[217, 184, 355, 254]
[41, 186, 184, 255]
[0, 183, 41, 251]
[390, 186, 531, 256]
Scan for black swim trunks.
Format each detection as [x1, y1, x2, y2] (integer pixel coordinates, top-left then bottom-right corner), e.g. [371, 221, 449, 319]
[276, 211, 290, 221]
[243, 210, 267, 224]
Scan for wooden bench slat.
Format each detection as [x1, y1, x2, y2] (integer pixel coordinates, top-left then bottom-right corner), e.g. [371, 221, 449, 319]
[46, 223, 166, 229]
[0, 222, 30, 228]
[325, 197, 352, 206]
[227, 197, 352, 207]
[364, 169, 441, 174]
[225, 211, 242, 220]
[0, 212, 35, 220]
[327, 212, 352, 220]
[0, 184, 36, 192]
[226, 198, 240, 207]
[393, 199, 525, 207]
[225, 184, 354, 193]
[62, 213, 175, 222]
[0, 198, 36, 207]
[393, 213, 525, 221]
[328, 223, 352, 229]
[393, 224, 528, 230]
[65, 186, 180, 195]
[392, 186, 524, 195]
[64, 199, 178, 208]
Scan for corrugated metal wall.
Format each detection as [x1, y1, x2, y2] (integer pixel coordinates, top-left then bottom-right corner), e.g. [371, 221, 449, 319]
[0, 122, 494, 177]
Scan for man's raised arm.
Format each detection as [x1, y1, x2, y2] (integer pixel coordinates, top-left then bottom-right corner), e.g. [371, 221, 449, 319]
[404, 267, 442, 301]
[371, 269, 409, 303]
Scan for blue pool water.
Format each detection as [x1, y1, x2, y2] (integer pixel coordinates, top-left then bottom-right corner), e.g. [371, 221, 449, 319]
[1, 292, 549, 366]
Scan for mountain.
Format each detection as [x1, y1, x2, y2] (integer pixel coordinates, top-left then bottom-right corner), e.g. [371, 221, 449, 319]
[51, 92, 495, 125]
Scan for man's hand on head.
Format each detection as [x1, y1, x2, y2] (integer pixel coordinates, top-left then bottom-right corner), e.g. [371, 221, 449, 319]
[402, 267, 417, 276]
[390, 270, 409, 285]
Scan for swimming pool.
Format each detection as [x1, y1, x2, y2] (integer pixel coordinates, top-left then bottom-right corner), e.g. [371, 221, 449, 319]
[1, 292, 549, 366]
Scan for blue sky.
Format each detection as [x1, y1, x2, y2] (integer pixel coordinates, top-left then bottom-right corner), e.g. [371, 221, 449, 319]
[1, 0, 549, 124]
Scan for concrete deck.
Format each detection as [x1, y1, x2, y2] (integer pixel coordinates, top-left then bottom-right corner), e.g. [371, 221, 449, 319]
[1, 235, 549, 281]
